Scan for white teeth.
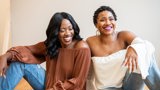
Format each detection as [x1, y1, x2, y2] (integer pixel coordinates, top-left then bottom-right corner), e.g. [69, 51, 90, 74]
[64, 37, 71, 42]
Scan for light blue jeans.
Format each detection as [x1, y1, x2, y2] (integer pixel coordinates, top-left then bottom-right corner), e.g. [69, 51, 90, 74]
[123, 58, 160, 90]
[1, 59, 160, 90]
[99, 73, 144, 90]
[0, 62, 46, 90]
[102, 58, 160, 90]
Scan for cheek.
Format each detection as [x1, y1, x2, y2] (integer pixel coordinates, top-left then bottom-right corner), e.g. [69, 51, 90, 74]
[96, 24, 102, 30]
[70, 30, 74, 36]
[72, 31, 75, 35]
[113, 23, 116, 29]
[96, 24, 99, 29]
[58, 33, 63, 40]
[96, 22, 103, 27]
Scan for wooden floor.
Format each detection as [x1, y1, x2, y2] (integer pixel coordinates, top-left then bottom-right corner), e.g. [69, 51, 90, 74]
[145, 86, 149, 90]
[14, 78, 149, 90]
[14, 78, 33, 90]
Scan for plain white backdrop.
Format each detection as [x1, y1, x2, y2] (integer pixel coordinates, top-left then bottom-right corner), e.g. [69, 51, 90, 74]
[10, 0, 160, 66]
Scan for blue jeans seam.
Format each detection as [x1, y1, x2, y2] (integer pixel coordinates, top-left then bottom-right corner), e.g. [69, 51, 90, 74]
[24, 68, 45, 89]
[144, 78, 155, 90]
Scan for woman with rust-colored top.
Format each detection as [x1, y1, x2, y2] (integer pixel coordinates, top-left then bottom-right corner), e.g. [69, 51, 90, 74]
[0, 12, 91, 90]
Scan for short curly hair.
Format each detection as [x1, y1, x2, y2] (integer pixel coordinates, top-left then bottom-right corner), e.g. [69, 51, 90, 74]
[93, 6, 117, 26]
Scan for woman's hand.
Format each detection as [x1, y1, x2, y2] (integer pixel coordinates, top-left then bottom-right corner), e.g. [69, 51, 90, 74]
[0, 54, 8, 77]
[54, 80, 66, 90]
[0, 52, 12, 77]
[122, 47, 138, 72]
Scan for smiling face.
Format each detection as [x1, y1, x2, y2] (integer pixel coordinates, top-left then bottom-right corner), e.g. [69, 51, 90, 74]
[58, 19, 74, 48]
[96, 10, 116, 35]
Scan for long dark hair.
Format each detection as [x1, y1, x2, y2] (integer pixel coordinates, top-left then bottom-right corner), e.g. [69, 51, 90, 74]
[44, 12, 82, 58]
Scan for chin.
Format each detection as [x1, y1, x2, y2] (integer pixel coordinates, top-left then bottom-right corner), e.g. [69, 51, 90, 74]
[64, 42, 72, 47]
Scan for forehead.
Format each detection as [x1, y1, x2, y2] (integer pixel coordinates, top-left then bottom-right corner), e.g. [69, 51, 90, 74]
[61, 19, 72, 27]
[98, 10, 113, 18]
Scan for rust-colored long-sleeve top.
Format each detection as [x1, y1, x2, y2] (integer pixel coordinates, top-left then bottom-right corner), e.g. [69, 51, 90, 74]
[7, 42, 91, 90]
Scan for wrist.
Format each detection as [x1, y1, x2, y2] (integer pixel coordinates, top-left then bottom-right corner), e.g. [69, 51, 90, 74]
[5, 52, 12, 61]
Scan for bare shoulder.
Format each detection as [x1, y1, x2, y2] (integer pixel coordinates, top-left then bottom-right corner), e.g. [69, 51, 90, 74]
[74, 40, 89, 49]
[118, 30, 136, 38]
[86, 35, 97, 44]
[118, 30, 137, 44]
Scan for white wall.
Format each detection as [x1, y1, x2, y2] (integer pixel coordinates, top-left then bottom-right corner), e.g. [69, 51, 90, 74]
[11, 0, 160, 65]
[0, 0, 11, 54]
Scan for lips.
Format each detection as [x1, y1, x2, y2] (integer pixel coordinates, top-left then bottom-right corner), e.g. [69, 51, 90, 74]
[104, 26, 112, 31]
[64, 37, 72, 42]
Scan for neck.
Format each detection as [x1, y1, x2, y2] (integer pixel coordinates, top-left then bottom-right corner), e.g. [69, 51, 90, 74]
[99, 32, 117, 45]
[62, 40, 76, 48]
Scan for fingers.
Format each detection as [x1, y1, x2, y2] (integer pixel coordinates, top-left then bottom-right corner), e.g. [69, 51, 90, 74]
[0, 68, 7, 78]
[0, 69, 3, 77]
[123, 57, 137, 73]
[122, 58, 128, 66]
[0, 71, 2, 76]
[128, 57, 132, 73]
[122, 57, 131, 73]
[0, 71, 6, 78]
[131, 57, 135, 72]
[0, 67, 2, 76]
[135, 57, 138, 69]
[55, 80, 65, 90]
[2, 68, 7, 78]
[131, 57, 138, 72]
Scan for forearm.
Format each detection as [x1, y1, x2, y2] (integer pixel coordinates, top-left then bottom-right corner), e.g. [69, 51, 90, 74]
[0, 52, 12, 62]
[0, 52, 13, 76]
[6, 46, 45, 64]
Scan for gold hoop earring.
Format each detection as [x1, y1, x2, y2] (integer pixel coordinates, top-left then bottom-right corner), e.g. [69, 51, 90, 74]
[96, 30, 100, 36]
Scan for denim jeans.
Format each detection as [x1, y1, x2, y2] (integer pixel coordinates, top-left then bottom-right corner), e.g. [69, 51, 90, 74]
[104, 58, 160, 90]
[97, 73, 144, 90]
[144, 58, 160, 90]
[122, 72, 145, 90]
[0, 62, 46, 90]
[123, 59, 160, 90]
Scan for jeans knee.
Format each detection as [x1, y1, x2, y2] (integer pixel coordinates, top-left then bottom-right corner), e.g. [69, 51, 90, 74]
[9, 61, 24, 67]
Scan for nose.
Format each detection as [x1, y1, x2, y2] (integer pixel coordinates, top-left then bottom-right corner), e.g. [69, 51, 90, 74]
[64, 29, 71, 36]
[105, 19, 111, 25]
